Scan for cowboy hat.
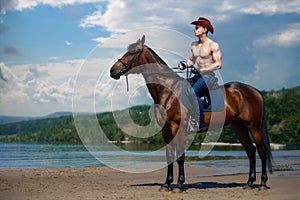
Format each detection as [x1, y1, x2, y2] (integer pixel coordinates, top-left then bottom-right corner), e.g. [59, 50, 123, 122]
[191, 17, 214, 34]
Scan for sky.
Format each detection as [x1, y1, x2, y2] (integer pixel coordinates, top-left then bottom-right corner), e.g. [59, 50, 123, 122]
[0, 0, 299, 116]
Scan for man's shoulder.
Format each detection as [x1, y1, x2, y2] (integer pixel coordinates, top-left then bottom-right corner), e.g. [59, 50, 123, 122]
[209, 40, 220, 50]
[191, 41, 199, 46]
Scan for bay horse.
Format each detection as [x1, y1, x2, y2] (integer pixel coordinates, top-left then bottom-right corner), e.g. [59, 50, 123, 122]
[110, 35, 272, 192]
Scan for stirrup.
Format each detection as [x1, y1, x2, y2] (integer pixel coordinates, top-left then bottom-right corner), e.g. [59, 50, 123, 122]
[186, 119, 208, 134]
[186, 119, 198, 134]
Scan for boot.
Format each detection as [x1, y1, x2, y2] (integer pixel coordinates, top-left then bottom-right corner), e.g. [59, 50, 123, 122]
[198, 118, 208, 132]
[186, 115, 207, 134]
[197, 108, 208, 132]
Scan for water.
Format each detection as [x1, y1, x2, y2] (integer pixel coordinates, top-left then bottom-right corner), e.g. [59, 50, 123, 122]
[0, 143, 101, 168]
[1, 142, 300, 176]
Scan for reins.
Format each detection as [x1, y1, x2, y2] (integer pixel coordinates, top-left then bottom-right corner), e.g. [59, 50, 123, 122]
[117, 46, 190, 92]
[124, 70, 187, 92]
[125, 75, 129, 92]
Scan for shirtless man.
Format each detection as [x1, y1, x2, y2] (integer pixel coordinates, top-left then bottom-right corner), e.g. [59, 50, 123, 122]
[179, 17, 222, 132]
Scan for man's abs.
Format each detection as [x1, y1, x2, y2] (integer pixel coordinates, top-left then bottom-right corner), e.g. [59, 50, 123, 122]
[196, 56, 214, 69]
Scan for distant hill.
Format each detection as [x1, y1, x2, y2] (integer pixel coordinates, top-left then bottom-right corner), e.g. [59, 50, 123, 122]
[43, 112, 73, 119]
[0, 112, 73, 125]
[0, 116, 32, 125]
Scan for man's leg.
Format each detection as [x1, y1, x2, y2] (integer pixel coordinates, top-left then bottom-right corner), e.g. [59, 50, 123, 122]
[192, 76, 207, 127]
[187, 76, 207, 131]
[196, 96, 206, 130]
[191, 74, 217, 131]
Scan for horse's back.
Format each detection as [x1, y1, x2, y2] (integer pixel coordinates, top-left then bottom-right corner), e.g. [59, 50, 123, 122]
[223, 81, 264, 123]
[224, 81, 263, 101]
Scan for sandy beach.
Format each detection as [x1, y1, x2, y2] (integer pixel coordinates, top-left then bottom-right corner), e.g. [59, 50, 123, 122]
[1, 166, 299, 200]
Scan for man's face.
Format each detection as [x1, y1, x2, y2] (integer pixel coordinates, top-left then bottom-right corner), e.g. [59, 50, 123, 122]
[194, 25, 206, 37]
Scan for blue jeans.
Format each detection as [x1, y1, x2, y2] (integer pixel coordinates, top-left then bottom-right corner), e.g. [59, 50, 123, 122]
[189, 73, 217, 121]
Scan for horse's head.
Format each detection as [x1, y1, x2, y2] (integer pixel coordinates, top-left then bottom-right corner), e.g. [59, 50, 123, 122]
[110, 35, 145, 80]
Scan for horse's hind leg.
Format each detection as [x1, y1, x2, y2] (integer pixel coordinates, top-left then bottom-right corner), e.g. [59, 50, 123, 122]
[231, 121, 256, 189]
[251, 129, 269, 190]
[172, 140, 185, 193]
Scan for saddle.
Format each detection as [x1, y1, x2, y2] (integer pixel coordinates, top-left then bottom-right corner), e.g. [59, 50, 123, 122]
[181, 78, 224, 112]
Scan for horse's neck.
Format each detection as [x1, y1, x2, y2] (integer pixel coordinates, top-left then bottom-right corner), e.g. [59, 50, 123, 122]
[141, 65, 181, 104]
[141, 48, 181, 104]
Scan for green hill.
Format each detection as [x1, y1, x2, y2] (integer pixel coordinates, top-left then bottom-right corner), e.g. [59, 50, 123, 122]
[0, 86, 299, 145]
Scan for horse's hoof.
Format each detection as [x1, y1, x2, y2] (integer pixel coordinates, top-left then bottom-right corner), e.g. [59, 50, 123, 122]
[259, 185, 269, 191]
[172, 187, 184, 193]
[159, 185, 170, 192]
[242, 184, 253, 190]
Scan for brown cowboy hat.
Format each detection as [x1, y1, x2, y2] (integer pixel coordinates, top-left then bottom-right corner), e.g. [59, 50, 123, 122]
[191, 17, 214, 34]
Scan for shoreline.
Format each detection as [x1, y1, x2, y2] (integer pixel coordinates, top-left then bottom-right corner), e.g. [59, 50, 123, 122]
[1, 167, 299, 200]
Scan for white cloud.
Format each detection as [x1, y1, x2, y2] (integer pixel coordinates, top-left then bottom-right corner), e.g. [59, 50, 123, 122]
[1, 0, 297, 15]
[0, 60, 80, 115]
[239, 0, 300, 15]
[253, 23, 300, 47]
[78, 0, 300, 35]
[242, 60, 300, 90]
[0, 63, 30, 104]
[79, 0, 208, 32]
[2, 0, 299, 23]
[242, 23, 300, 90]
[49, 56, 61, 60]
[0, 0, 104, 14]
[93, 36, 111, 44]
[0, 54, 123, 115]
[65, 40, 73, 46]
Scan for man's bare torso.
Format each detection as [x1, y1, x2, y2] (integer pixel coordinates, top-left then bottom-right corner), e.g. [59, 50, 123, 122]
[190, 40, 215, 69]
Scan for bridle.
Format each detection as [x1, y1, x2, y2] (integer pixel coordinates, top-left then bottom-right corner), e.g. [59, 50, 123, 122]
[117, 46, 144, 92]
[117, 47, 144, 75]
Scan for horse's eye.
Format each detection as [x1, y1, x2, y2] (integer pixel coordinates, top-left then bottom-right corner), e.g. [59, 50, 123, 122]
[128, 51, 136, 56]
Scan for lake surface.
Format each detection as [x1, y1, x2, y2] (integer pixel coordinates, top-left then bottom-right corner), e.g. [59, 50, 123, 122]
[1, 142, 300, 176]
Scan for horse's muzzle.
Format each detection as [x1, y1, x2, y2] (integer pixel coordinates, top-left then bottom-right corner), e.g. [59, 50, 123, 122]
[110, 67, 123, 80]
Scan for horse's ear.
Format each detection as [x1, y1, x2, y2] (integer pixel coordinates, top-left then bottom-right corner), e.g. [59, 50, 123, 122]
[141, 35, 145, 45]
[136, 35, 145, 49]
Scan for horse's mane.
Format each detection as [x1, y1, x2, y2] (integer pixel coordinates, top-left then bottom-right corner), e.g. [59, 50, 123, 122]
[145, 46, 168, 67]
[127, 42, 179, 78]
[126, 41, 168, 67]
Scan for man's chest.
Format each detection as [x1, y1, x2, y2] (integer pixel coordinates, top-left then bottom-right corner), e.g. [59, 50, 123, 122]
[192, 43, 212, 59]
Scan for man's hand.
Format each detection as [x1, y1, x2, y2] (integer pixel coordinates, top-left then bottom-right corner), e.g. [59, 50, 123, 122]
[191, 66, 200, 74]
[178, 61, 187, 70]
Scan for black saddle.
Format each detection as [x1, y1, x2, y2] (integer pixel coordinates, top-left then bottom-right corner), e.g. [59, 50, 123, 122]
[181, 78, 224, 112]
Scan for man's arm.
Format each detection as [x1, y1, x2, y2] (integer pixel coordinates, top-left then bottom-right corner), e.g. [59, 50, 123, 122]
[186, 47, 196, 67]
[179, 48, 195, 70]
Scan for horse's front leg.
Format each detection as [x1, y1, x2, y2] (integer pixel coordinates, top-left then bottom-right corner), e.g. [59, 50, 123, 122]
[168, 125, 186, 193]
[159, 143, 175, 192]
[172, 153, 185, 193]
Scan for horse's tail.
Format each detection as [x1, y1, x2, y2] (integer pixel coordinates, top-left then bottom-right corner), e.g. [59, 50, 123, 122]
[261, 94, 273, 173]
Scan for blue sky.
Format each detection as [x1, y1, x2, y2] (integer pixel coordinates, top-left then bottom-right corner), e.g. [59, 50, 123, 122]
[0, 4, 106, 64]
[0, 0, 299, 116]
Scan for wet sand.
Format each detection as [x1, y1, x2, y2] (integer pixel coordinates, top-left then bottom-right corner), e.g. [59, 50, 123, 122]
[0, 166, 299, 200]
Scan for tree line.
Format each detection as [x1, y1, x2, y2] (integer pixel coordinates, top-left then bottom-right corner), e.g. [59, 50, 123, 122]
[0, 86, 299, 145]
